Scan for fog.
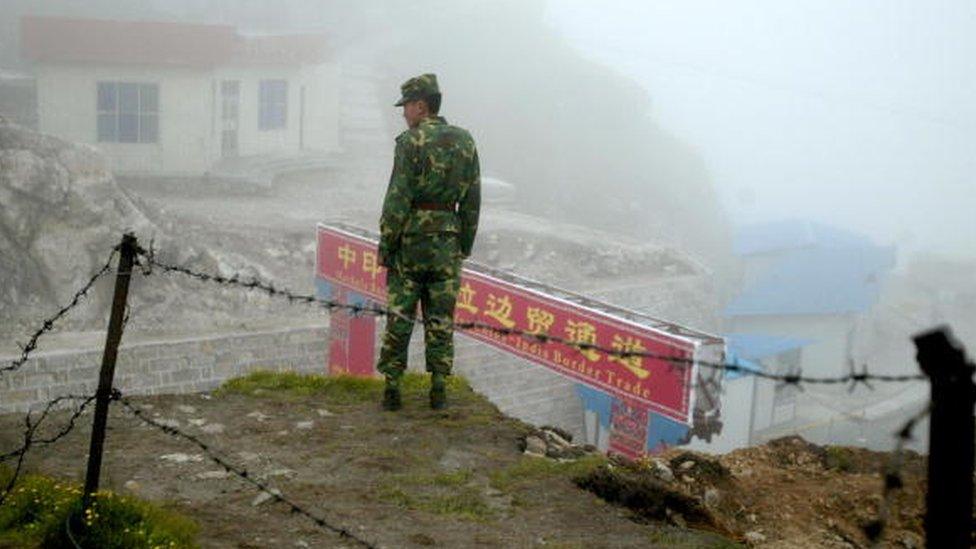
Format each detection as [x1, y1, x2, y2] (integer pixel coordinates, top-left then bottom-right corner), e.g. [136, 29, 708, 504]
[2, 1, 974, 457]
[552, 0, 976, 260]
[6, 0, 972, 259]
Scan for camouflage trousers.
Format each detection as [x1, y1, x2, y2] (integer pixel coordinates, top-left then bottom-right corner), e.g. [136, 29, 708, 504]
[376, 234, 462, 378]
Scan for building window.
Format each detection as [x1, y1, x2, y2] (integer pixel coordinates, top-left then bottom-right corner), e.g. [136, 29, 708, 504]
[258, 79, 287, 130]
[97, 82, 158, 143]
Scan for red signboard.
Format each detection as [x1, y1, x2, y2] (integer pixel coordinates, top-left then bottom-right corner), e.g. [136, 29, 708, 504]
[317, 224, 703, 424]
[326, 287, 376, 377]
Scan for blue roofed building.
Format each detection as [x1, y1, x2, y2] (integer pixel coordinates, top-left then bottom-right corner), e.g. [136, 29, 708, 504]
[724, 219, 895, 378]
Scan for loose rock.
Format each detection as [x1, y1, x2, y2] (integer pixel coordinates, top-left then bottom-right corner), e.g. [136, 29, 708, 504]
[649, 458, 674, 483]
[196, 470, 231, 480]
[524, 435, 547, 456]
[201, 423, 225, 435]
[704, 488, 720, 508]
[252, 488, 283, 507]
[265, 468, 296, 479]
[745, 531, 767, 544]
[160, 453, 204, 464]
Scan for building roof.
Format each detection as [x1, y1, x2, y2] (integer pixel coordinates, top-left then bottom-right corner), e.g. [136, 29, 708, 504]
[733, 219, 874, 256]
[21, 16, 327, 67]
[724, 245, 895, 316]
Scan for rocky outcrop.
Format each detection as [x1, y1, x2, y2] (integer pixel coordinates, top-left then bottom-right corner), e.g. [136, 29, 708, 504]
[0, 121, 325, 340]
[0, 120, 153, 321]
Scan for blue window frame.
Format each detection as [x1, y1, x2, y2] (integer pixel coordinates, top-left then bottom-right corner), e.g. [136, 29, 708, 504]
[97, 82, 159, 143]
[258, 79, 288, 130]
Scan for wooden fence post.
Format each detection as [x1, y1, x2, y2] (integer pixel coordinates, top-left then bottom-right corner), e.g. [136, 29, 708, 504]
[82, 233, 138, 509]
[914, 326, 975, 549]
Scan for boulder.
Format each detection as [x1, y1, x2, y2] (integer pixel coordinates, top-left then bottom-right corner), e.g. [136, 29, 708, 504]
[0, 120, 153, 320]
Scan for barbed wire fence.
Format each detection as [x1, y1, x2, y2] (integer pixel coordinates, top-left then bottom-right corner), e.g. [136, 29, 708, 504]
[0, 394, 98, 506]
[140, 252, 927, 387]
[0, 233, 970, 547]
[3, 249, 117, 376]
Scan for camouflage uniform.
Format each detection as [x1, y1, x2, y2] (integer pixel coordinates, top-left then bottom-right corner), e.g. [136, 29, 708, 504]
[376, 74, 481, 388]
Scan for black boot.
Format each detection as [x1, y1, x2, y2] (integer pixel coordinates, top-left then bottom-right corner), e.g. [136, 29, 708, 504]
[382, 377, 402, 411]
[429, 373, 447, 410]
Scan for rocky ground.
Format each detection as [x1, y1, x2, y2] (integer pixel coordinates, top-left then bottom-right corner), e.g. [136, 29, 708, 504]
[579, 436, 929, 549]
[0, 374, 931, 548]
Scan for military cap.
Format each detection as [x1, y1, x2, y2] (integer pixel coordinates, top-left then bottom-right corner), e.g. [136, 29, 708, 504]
[394, 73, 440, 106]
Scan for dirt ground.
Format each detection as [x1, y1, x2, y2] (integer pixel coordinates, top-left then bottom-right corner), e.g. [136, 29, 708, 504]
[1, 375, 935, 549]
[0, 378, 738, 549]
[698, 438, 927, 548]
[645, 437, 927, 548]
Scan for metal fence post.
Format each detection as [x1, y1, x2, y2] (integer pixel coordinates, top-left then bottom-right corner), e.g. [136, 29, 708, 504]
[82, 233, 138, 509]
[914, 326, 975, 549]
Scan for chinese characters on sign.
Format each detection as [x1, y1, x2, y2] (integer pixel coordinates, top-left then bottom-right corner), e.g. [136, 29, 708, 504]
[316, 225, 698, 424]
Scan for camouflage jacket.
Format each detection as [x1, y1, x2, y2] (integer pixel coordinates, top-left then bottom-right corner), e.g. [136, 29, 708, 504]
[378, 116, 481, 267]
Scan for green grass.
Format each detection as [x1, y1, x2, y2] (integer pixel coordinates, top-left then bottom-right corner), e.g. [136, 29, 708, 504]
[384, 469, 473, 489]
[431, 469, 474, 487]
[420, 488, 493, 521]
[217, 370, 473, 404]
[378, 484, 494, 522]
[377, 468, 494, 521]
[0, 467, 198, 548]
[824, 446, 855, 472]
[488, 454, 607, 492]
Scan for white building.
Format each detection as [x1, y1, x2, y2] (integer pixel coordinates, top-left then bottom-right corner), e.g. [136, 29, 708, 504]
[724, 220, 895, 378]
[21, 16, 340, 178]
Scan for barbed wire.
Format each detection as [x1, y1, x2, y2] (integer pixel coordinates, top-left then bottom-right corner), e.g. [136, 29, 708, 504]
[3, 249, 118, 377]
[0, 393, 98, 506]
[139, 253, 926, 388]
[862, 403, 931, 545]
[115, 395, 378, 549]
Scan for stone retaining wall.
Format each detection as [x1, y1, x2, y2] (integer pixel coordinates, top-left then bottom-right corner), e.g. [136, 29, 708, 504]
[0, 325, 329, 414]
[1, 322, 585, 441]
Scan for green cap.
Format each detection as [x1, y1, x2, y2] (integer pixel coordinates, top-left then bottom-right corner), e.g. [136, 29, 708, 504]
[394, 73, 440, 106]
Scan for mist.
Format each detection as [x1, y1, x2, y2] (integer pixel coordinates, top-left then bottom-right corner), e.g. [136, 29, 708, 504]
[6, 0, 971, 258]
[552, 0, 976, 260]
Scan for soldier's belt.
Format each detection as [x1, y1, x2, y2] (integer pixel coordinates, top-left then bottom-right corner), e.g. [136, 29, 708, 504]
[414, 202, 456, 211]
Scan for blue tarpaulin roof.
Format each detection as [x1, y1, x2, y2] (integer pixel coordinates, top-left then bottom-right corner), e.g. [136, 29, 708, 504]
[733, 219, 874, 256]
[725, 220, 895, 317]
[724, 246, 893, 316]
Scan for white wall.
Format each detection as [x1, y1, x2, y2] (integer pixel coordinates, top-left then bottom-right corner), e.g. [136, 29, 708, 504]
[214, 66, 299, 157]
[36, 63, 213, 176]
[301, 63, 341, 153]
[213, 62, 340, 158]
[687, 374, 756, 454]
[35, 61, 341, 177]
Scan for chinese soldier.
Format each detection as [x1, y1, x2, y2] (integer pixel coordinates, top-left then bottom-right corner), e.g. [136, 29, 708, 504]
[376, 73, 481, 411]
